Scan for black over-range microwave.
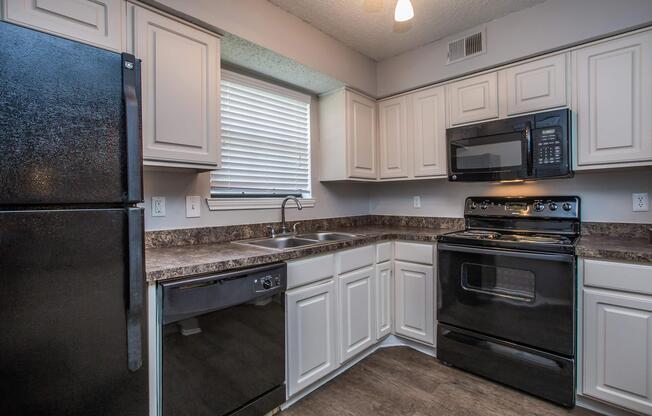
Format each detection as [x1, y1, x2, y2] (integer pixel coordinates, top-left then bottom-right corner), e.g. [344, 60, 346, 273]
[447, 108, 571, 182]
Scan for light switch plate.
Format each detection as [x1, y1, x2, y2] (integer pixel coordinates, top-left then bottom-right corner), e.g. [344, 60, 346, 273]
[186, 196, 201, 218]
[151, 196, 166, 217]
[413, 196, 421, 209]
[633, 193, 649, 212]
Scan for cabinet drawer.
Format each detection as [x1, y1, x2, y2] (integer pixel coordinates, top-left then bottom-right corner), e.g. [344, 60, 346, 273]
[376, 242, 392, 263]
[583, 258, 652, 296]
[338, 245, 374, 274]
[394, 242, 434, 265]
[287, 254, 335, 289]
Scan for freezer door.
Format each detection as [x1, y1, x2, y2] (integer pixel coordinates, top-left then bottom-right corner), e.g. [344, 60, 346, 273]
[0, 208, 148, 415]
[0, 22, 142, 205]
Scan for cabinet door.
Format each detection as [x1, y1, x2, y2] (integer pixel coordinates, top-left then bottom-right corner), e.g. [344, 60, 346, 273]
[574, 31, 652, 166]
[378, 96, 408, 179]
[287, 279, 339, 397]
[131, 5, 220, 168]
[409, 86, 447, 177]
[346, 91, 377, 179]
[449, 72, 498, 126]
[394, 261, 434, 345]
[3, 0, 124, 51]
[505, 54, 567, 115]
[583, 288, 652, 414]
[376, 261, 393, 340]
[339, 266, 376, 362]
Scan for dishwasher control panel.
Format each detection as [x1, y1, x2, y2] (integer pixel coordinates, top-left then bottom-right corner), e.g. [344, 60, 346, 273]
[254, 271, 283, 292]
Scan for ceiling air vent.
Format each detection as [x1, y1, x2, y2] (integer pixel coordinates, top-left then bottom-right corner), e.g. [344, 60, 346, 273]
[447, 27, 486, 64]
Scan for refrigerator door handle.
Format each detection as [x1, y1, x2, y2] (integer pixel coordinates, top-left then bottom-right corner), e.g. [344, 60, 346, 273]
[122, 53, 143, 203]
[127, 208, 145, 372]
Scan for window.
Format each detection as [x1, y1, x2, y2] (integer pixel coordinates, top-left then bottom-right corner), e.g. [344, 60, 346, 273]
[210, 71, 312, 207]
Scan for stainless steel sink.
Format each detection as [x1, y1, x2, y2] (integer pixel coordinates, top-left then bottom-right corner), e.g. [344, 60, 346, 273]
[241, 236, 319, 250]
[296, 232, 362, 241]
[239, 231, 362, 250]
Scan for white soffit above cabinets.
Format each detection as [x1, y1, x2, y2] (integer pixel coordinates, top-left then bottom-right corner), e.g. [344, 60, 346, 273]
[267, 0, 546, 61]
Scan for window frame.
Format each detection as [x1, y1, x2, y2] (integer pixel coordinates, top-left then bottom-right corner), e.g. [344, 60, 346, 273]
[207, 70, 314, 211]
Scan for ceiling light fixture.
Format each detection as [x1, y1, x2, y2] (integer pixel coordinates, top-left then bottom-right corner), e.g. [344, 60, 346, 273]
[394, 0, 414, 22]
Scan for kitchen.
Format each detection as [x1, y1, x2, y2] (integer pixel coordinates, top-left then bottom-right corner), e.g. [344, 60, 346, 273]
[1, 0, 652, 415]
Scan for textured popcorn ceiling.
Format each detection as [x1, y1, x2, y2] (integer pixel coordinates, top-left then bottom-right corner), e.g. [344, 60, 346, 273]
[221, 32, 344, 95]
[268, 0, 547, 60]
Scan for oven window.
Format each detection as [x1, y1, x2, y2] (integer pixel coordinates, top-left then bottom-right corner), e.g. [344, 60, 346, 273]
[453, 140, 523, 170]
[461, 263, 535, 301]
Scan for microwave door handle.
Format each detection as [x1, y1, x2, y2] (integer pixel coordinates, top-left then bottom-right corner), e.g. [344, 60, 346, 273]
[525, 122, 533, 176]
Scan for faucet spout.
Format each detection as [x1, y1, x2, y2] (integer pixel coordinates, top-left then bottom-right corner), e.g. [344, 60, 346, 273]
[281, 196, 303, 235]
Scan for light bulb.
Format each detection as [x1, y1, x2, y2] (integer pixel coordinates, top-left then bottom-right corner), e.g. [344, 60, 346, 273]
[394, 0, 414, 22]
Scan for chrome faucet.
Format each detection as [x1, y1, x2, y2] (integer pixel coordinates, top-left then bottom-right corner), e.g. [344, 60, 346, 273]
[279, 196, 303, 236]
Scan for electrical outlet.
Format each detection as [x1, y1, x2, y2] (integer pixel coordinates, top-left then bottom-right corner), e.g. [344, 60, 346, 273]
[413, 196, 421, 209]
[186, 196, 201, 218]
[632, 193, 649, 212]
[151, 196, 166, 217]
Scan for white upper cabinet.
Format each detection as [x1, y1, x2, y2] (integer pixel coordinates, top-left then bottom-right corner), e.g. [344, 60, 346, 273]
[583, 288, 652, 414]
[128, 4, 220, 170]
[319, 88, 377, 180]
[347, 91, 378, 179]
[3, 0, 124, 51]
[338, 266, 376, 363]
[378, 96, 408, 179]
[409, 86, 447, 177]
[573, 31, 652, 168]
[448, 72, 499, 126]
[503, 54, 568, 116]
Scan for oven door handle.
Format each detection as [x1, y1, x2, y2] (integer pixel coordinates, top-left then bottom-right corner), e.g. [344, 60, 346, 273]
[438, 243, 574, 263]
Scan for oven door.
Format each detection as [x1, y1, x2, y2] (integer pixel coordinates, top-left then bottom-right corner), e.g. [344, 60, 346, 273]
[437, 243, 575, 356]
[448, 130, 530, 181]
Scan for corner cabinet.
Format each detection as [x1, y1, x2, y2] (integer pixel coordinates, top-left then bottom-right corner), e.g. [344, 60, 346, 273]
[409, 86, 447, 178]
[319, 88, 377, 180]
[2, 0, 125, 52]
[573, 31, 652, 169]
[338, 266, 376, 362]
[127, 4, 221, 170]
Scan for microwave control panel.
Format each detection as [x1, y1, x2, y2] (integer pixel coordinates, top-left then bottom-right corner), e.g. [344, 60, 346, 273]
[533, 127, 563, 166]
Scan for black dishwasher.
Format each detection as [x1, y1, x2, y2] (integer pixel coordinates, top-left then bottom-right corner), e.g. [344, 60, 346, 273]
[160, 263, 287, 416]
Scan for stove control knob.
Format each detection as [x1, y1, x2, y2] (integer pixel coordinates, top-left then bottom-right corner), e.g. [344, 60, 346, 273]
[262, 278, 272, 290]
[562, 203, 573, 212]
[534, 202, 545, 212]
[549, 202, 558, 211]
[480, 202, 488, 210]
[469, 202, 478, 210]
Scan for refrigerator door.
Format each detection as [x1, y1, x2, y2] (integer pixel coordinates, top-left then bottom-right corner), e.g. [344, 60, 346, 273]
[0, 22, 142, 206]
[0, 208, 148, 415]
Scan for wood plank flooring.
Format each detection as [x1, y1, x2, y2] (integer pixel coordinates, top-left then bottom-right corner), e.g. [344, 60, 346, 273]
[281, 347, 599, 416]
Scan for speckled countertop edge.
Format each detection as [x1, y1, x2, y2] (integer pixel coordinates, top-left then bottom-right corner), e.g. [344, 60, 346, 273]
[576, 235, 652, 264]
[146, 226, 454, 283]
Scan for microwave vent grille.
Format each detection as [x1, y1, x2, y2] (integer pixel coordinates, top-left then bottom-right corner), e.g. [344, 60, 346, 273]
[447, 27, 486, 64]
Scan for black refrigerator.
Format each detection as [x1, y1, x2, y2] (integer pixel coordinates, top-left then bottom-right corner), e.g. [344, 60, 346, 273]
[0, 22, 148, 415]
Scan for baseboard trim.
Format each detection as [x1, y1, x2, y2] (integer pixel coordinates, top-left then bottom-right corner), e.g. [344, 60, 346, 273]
[576, 395, 643, 416]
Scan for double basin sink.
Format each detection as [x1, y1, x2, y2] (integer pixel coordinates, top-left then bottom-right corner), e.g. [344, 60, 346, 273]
[239, 232, 363, 250]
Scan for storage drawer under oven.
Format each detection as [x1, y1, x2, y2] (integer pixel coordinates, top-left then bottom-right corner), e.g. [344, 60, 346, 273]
[437, 243, 575, 356]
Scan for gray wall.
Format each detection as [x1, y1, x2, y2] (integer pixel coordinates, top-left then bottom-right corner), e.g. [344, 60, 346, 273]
[369, 170, 652, 224]
[376, 0, 652, 97]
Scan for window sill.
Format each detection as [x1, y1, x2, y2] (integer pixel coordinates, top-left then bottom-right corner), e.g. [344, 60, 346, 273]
[206, 197, 316, 211]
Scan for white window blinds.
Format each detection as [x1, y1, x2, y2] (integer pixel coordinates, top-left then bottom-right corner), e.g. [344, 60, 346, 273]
[211, 71, 311, 198]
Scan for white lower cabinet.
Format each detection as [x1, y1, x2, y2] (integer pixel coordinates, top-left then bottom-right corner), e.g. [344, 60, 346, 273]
[583, 288, 652, 414]
[338, 266, 376, 362]
[394, 260, 435, 345]
[376, 261, 393, 340]
[286, 279, 339, 397]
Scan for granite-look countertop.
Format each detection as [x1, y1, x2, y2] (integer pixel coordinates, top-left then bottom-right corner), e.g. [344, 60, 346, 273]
[576, 235, 652, 264]
[145, 226, 455, 282]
